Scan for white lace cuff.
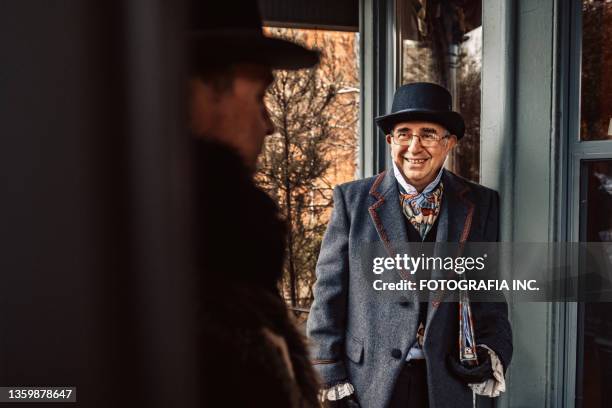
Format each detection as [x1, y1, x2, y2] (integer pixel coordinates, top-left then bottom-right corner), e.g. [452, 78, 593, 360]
[468, 345, 506, 398]
[319, 381, 355, 402]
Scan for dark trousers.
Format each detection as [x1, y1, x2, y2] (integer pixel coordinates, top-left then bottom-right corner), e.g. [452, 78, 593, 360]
[388, 359, 429, 408]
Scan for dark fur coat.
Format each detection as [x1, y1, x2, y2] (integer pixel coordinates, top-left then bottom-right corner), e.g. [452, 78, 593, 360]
[193, 139, 319, 407]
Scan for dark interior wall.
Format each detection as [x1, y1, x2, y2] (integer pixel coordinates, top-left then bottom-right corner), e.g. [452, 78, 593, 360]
[0, 5, 128, 404]
[0, 1, 195, 406]
[259, 0, 359, 31]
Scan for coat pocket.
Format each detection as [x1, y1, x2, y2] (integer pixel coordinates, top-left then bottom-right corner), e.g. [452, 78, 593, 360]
[345, 334, 364, 364]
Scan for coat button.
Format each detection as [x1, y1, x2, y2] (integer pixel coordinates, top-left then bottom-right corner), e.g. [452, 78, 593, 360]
[391, 349, 402, 359]
[397, 296, 410, 307]
[398, 297, 410, 307]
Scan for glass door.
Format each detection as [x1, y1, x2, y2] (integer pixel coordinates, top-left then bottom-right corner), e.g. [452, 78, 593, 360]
[570, 1, 612, 407]
[576, 160, 612, 408]
[395, 0, 483, 182]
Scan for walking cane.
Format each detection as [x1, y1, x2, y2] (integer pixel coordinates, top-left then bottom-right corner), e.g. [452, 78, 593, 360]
[459, 287, 478, 408]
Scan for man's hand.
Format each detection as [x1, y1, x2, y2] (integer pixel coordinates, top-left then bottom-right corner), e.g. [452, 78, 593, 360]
[323, 395, 360, 408]
[320, 382, 360, 408]
[446, 346, 494, 384]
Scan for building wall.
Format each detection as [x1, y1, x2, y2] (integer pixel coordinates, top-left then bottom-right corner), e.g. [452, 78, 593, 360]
[483, 0, 565, 406]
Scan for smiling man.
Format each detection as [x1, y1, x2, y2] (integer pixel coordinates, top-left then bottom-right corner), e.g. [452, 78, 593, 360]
[307, 83, 512, 408]
[388, 121, 455, 190]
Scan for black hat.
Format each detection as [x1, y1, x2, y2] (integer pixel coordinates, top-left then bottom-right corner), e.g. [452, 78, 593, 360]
[189, 1, 319, 70]
[375, 83, 465, 139]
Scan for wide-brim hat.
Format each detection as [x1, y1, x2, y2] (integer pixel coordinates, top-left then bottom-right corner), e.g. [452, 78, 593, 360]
[189, 1, 319, 70]
[375, 82, 465, 139]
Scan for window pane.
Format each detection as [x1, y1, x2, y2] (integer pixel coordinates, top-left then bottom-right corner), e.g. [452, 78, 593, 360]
[581, 160, 612, 242]
[396, 0, 482, 182]
[577, 160, 612, 408]
[258, 28, 360, 313]
[580, 1, 612, 141]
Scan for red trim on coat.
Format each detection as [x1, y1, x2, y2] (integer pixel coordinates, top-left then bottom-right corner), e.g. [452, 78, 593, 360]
[367, 171, 391, 248]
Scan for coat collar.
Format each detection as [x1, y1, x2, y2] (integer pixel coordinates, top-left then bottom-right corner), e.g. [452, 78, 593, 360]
[368, 168, 474, 247]
[367, 169, 408, 252]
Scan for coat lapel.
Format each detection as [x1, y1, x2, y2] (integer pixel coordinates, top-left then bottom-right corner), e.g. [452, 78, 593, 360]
[427, 170, 476, 326]
[435, 169, 475, 244]
[368, 170, 419, 344]
[368, 170, 408, 256]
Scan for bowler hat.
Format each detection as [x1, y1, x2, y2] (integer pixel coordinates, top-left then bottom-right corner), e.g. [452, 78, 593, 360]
[375, 83, 465, 139]
[189, 1, 319, 70]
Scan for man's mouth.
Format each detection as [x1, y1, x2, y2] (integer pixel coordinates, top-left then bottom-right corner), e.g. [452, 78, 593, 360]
[404, 157, 428, 164]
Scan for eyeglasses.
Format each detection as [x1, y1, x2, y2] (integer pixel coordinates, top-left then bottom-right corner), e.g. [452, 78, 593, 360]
[390, 130, 450, 147]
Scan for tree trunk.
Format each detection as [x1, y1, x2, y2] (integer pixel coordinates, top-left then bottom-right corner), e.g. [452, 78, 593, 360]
[283, 121, 297, 308]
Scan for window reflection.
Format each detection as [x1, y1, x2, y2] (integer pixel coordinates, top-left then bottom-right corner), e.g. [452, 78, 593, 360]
[582, 160, 612, 242]
[578, 160, 612, 408]
[580, 0, 612, 141]
[396, 0, 482, 182]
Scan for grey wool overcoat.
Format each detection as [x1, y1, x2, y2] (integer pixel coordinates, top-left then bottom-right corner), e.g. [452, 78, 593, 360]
[306, 169, 513, 408]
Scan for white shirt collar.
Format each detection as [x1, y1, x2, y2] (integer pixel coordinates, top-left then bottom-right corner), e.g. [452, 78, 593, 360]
[392, 161, 444, 195]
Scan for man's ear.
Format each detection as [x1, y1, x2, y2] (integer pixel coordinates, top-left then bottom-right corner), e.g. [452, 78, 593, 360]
[385, 134, 392, 145]
[447, 135, 458, 150]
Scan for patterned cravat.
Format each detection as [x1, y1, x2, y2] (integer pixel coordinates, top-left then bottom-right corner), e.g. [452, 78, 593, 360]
[399, 182, 444, 239]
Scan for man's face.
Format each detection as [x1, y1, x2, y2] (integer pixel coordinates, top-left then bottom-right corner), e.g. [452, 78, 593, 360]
[190, 63, 275, 170]
[386, 121, 457, 191]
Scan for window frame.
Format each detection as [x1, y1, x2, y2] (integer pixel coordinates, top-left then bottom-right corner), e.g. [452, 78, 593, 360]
[565, 1, 612, 407]
[359, 0, 396, 177]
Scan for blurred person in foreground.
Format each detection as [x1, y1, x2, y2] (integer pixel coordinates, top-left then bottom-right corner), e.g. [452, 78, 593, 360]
[188, 1, 320, 407]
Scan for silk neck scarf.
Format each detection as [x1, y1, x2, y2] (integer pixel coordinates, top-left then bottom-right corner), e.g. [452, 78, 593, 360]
[393, 162, 444, 239]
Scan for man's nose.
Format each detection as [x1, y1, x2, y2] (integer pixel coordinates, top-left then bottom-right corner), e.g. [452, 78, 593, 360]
[407, 135, 423, 152]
